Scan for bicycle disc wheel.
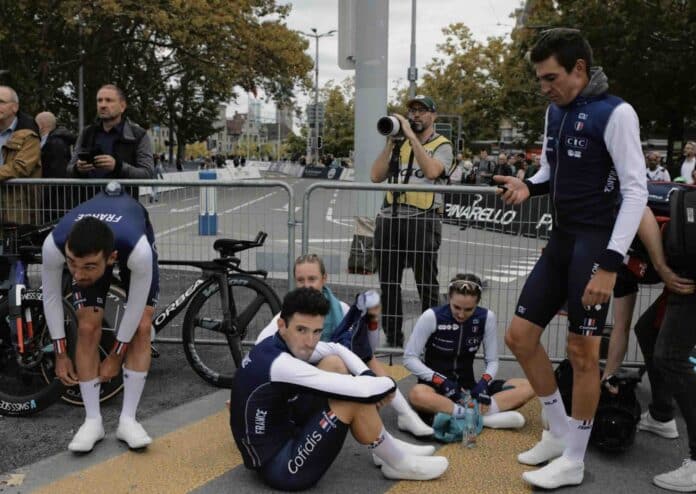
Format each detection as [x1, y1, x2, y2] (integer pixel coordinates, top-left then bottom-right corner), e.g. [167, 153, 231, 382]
[54, 285, 126, 405]
[182, 274, 281, 388]
[0, 299, 70, 416]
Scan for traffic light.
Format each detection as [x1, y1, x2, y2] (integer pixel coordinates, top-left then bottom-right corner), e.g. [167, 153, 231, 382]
[317, 136, 323, 149]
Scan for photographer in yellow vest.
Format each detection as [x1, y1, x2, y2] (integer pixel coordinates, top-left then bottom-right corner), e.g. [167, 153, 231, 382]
[370, 95, 453, 348]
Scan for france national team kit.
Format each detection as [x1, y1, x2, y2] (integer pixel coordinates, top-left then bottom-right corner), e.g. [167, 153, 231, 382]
[230, 333, 396, 491]
[518, 69, 647, 335]
[404, 304, 500, 393]
[42, 190, 159, 344]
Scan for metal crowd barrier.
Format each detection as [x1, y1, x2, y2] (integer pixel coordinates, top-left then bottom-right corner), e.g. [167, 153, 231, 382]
[0, 178, 295, 344]
[0, 178, 658, 366]
[301, 181, 659, 366]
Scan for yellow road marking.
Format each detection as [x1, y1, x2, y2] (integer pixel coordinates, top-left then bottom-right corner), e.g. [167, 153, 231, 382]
[34, 411, 241, 494]
[387, 400, 541, 494]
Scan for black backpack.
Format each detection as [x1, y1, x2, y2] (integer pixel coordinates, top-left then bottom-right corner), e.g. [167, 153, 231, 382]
[554, 359, 641, 453]
[666, 186, 696, 276]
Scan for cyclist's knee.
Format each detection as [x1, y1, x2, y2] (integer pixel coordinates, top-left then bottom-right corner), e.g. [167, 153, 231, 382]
[566, 338, 599, 374]
[77, 320, 101, 343]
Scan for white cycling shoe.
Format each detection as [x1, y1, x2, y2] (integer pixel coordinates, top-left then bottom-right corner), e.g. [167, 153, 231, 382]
[522, 456, 584, 489]
[397, 412, 435, 437]
[116, 417, 152, 449]
[483, 411, 526, 429]
[373, 437, 436, 466]
[517, 429, 565, 465]
[381, 454, 449, 481]
[68, 418, 105, 453]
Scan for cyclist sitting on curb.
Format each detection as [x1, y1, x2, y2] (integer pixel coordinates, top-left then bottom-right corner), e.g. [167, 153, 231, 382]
[230, 288, 448, 491]
[255, 253, 434, 439]
[404, 273, 535, 430]
[42, 182, 159, 453]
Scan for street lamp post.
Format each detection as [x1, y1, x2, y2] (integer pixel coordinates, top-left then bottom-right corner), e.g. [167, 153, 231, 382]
[302, 28, 335, 165]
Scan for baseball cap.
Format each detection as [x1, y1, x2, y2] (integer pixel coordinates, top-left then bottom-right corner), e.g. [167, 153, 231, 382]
[407, 95, 436, 112]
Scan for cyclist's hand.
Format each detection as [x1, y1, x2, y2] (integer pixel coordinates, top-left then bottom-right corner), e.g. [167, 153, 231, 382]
[55, 355, 79, 386]
[582, 268, 616, 308]
[98, 353, 123, 382]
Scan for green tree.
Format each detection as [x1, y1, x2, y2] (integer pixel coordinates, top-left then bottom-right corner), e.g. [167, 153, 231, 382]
[320, 78, 355, 157]
[399, 24, 508, 144]
[550, 0, 696, 166]
[0, 0, 312, 157]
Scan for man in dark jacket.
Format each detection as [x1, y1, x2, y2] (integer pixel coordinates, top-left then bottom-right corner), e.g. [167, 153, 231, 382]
[68, 84, 153, 201]
[36, 111, 76, 221]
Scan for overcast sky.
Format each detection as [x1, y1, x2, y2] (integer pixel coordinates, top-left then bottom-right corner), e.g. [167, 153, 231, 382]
[228, 0, 524, 121]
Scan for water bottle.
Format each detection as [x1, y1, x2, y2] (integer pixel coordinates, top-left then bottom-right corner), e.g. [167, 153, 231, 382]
[463, 401, 477, 448]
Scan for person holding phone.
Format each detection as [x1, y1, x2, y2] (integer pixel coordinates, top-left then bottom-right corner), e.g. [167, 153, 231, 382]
[68, 84, 153, 201]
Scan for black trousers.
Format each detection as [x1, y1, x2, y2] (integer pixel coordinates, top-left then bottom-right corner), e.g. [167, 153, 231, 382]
[635, 291, 696, 460]
[374, 210, 441, 347]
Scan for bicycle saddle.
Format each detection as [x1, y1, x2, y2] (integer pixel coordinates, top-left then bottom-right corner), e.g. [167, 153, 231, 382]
[213, 239, 253, 257]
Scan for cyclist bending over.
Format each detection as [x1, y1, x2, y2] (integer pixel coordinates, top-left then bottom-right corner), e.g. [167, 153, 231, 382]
[42, 183, 159, 453]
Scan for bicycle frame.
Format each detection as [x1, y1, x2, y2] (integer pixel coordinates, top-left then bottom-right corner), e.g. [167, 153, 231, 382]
[151, 259, 239, 334]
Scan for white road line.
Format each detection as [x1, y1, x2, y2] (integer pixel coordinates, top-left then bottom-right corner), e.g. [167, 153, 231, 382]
[155, 191, 277, 239]
[486, 268, 532, 276]
[325, 190, 353, 227]
[170, 205, 199, 213]
[485, 275, 519, 283]
[442, 237, 539, 252]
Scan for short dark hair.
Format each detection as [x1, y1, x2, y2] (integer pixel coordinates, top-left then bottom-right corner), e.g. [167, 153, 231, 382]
[530, 28, 593, 76]
[66, 217, 115, 258]
[97, 84, 126, 102]
[280, 287, 330, 324]
[448, 273, 483, 302]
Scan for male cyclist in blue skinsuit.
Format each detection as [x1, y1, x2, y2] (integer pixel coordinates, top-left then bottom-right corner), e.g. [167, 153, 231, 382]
[42, 182, 159, 453]
[231, 288, 448, 491]
[496, 29, 647, 489]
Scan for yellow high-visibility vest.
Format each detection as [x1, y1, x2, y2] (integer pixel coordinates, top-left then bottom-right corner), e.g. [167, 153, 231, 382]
[385, 134, 452, 210]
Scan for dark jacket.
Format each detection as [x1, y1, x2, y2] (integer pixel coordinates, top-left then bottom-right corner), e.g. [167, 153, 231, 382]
[68, 118, 153, 200]
[41, 127, 75, 179]
[41, 127, 76, 222]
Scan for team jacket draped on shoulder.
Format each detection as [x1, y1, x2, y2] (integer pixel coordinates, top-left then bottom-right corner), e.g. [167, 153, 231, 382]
[230, 334, 396, 469]
[42, 191, 156, 343]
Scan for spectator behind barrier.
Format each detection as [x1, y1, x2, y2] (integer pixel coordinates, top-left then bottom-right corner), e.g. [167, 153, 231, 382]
[0, 85, 41, 225]
[36, 111, 77, 222]
[645, 151, 670, 182]
[68, 84, 153, 202]
[677, 141, 696, 184]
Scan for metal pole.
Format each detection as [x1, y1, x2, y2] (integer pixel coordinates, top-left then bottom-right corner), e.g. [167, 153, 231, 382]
[408, 0, 417, 99]
[78, 64, 84, 133]
[314, 32, 319, 165]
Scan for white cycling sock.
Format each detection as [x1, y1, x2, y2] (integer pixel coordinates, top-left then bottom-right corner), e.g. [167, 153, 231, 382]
[563, 417, 593, 462]
[79, 378, 101, 420]
[390, 389, 414, 416]
[484, 397, 500, 415]
[369, 427, 406, 466]
[120, 367, 147, 421]
[539, 389, 569, 439]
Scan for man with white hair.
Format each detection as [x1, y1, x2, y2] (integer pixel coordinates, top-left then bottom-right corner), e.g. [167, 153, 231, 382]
[0, 85, 41, 224]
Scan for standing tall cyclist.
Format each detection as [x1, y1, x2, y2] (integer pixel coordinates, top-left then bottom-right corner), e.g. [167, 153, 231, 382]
[495, 29, 647, 489]
[41, 182, 159, 453]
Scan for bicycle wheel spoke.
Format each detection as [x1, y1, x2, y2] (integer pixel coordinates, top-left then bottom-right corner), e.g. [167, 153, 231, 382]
[235, 295, 266, 332]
